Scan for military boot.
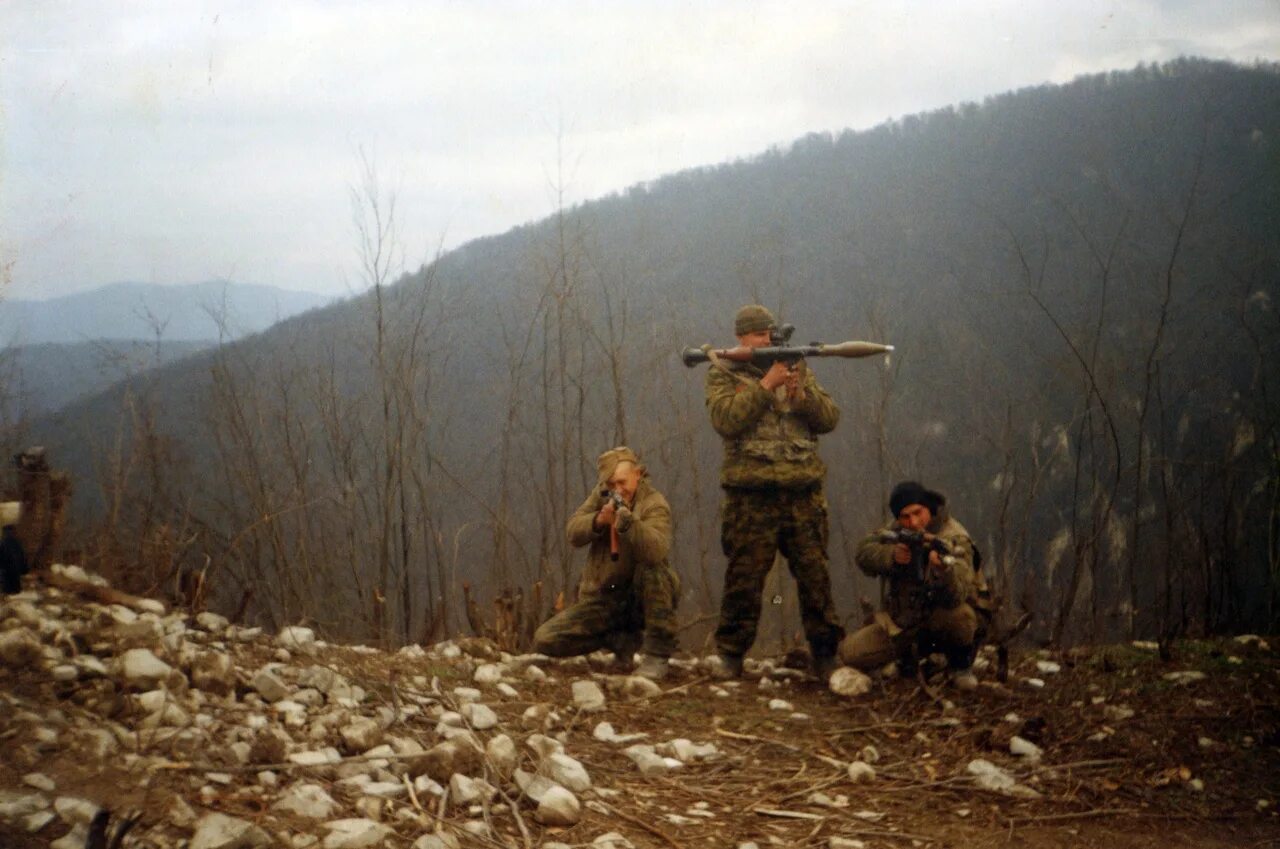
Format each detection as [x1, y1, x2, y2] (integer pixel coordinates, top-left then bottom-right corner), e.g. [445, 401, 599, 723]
[607, 632, 642, 670]
[636, 655, 669, 681]
[707, 653, 744, 680]
[812, 653, 839, 684]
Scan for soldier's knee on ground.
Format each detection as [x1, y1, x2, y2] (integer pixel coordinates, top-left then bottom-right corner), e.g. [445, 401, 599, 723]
[928, 603, 978, 645]
[838, 623, 897, 671]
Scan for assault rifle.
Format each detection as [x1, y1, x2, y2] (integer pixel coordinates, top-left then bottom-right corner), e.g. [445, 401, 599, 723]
[878, 528, 963, 588]
[681, 323, 893, 369]
[600, 489, 626, 561]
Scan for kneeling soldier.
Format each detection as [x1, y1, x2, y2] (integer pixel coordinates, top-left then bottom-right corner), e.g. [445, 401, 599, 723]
[533, 447, 680, 680]
[839, 481, 985, 690]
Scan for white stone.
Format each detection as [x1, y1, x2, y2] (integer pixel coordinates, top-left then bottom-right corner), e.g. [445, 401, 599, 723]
[473, 664, 503, 685]
[624, 744, 679, 775]
[767, 698, 793, 712]
[1104, 704, 1135, 722]
[524, 664, 547, 682]
[412, 836, 458, 849]
[190, 813, 273, 849]
[1009, 736, 1043, 760]
[22, 773, 55, 792]
[1234, 634, 1270, 651]
[0, 627, 42, 665]
[485, 734, 518, 778]
[277, 626, 316, 650]
[461, 702, 498, 730]
[513, 768, 561, 804]
[250, 669, 290, 702]
[535, 786, 581, 826]
[1022, 677, 1046, 689]
[449, 774, 495, 806]
[593, 722, 647, 744]
[274, 783, 338, 819]
[592, 833, 636, 849]
[571, 679, 606, 711]
[413, 776, 445, 797]
[340, 716, 384, 753]
[452, 686, 482, 704]
[526, 733, 564, 759]
[620, 676, 662, 700]
[74, 655, 108, 677]
[828, 839, 867, 849]
[1035, 660, 1061, 674]
[829, 667, 873, 697]
[24, 810, 55, 832]
[191, 650, 237, 695]
[496, 682, 519, 698]
[1163, 670, 1207, 685]
[0, 791, 48, 819]
[846, 762, 876, 783]
[53, 796, 99, 826]
[116, 648, 173, 688]
[289, 748, 342, 767]
[543, 752, 591, 791]
[966, 759, 1042, 799]
[195, 611, 230, 633]
[321, 818, 393, 849]
[362, 781, 407, 798]
[50, 665, 78, 682]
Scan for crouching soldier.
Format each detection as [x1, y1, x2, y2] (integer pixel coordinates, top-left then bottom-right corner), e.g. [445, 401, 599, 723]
[533, 447, 680, 680]
[838, 481, 987, 690]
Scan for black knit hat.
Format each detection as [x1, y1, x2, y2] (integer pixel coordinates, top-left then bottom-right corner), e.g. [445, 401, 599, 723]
[889, 480, 944, 517]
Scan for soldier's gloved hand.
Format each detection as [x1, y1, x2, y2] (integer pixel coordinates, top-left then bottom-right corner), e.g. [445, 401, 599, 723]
[614, 505, 634, 533]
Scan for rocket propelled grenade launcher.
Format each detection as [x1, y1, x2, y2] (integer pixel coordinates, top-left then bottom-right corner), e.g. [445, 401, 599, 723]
[681, 322, 894, 368]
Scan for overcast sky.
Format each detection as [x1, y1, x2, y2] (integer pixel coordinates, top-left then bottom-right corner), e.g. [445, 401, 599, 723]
[3, 1, 1277, 300]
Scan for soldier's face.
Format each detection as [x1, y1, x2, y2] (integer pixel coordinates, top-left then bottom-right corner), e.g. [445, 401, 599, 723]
[737, 329, 773, 348]
[897, 503, 933, 531]
[607, 461, 643, 503]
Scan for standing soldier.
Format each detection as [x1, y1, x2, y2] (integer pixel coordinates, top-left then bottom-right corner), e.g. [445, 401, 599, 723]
[533, 447, 680, 681]
[838, 481, 985, 690]
[705, 305, 844, 681]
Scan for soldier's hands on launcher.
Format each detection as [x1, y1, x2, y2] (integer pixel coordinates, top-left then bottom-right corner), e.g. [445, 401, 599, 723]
[759, 361, 805, 400]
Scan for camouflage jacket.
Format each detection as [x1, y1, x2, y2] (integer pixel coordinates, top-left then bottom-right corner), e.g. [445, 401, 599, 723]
[705, 360, 839, 489]
[855, 503, 983, 626]
[565, 477, 673, 597]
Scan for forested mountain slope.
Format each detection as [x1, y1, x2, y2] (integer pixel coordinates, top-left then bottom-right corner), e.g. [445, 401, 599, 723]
[33, 59, 1280, 648]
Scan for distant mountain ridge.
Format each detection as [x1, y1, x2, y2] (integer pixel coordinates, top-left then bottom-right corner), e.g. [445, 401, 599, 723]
[1, 339, 215, 417]
[0, 280, 332, 344]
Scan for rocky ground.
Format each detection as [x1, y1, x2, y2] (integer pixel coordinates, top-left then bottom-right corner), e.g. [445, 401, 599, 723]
[1, 566, 1278, 849]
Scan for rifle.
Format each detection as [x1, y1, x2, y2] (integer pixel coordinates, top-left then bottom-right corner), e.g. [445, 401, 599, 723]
[600, 489, 626, 561]
[681, 323, 893, 368]
[878, 528, 963, 600]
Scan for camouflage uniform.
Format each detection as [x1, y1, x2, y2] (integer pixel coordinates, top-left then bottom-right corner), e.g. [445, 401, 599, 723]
[838, 496, 988, 672]
[534, 474, 680, 659]
[707, 353, 844, 661]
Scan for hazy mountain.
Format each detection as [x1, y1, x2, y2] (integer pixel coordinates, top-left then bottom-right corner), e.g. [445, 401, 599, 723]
[0, 339, 214, 418]
[30, 59, 1280, 645]
[0, 280, 332, 344]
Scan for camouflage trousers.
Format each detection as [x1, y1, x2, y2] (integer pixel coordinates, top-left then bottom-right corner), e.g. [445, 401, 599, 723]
[533, 563, 681, 659]
[838, 603, 979, 671]
[714, 487, 844, 659]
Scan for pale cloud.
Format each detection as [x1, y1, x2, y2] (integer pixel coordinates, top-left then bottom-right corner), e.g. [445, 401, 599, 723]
[2, 1, 1277, 298]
